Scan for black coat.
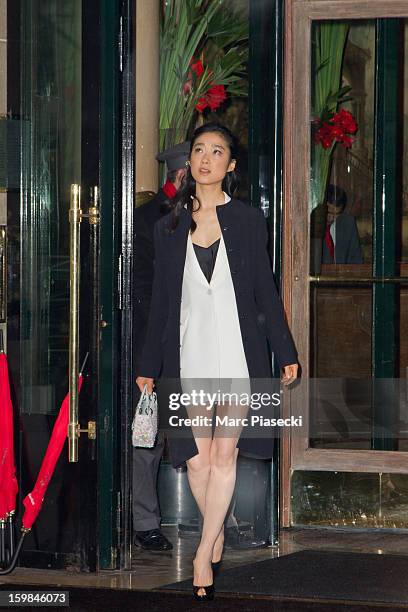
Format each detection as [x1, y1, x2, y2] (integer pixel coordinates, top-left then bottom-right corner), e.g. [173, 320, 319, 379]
[132, 189, 169, 373]
[138, 198, 298, 467]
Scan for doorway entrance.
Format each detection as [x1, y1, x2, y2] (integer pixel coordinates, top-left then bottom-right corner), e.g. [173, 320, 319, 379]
[4, 0, 120, 570]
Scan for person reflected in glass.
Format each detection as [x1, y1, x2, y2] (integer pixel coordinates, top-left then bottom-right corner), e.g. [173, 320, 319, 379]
[322, 184, 363, 264]
[136, 123, 298, 601]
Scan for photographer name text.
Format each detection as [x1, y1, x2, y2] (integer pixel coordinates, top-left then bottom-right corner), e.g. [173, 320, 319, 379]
[168, 415, 303, 428]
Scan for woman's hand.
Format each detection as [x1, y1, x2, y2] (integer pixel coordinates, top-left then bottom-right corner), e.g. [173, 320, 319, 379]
[281, 364, 298, 386]
[136, 376, 154, 394]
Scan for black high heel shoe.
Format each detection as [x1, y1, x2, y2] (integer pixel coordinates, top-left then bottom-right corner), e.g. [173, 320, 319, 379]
[193, 583, 215, 601]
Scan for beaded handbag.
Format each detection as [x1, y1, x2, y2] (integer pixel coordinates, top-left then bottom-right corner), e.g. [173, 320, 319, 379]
[132, 385, 158, 448]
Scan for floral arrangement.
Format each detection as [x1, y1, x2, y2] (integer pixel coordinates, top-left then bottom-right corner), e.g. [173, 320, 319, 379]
[159, 0, 248, 151]
[185, 58, 227, 113]
[309, 22, 360, 271]
[311, 22, 353, 214]
[310, 98, 358, 249]
[311, 91, 359, 221]
[313, 108, 358, 150]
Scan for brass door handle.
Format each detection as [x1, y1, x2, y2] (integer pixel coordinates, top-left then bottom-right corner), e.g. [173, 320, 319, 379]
[68, 184, 100, 462]
[68, 184, 81, 462]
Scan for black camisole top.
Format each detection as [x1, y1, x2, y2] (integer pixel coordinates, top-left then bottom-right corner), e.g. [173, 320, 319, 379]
[192, 238, 220, 284]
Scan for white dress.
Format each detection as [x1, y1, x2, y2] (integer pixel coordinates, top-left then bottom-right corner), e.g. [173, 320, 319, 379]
[180, 193, 250, 401]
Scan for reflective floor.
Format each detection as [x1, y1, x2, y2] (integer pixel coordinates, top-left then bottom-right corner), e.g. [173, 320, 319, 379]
[2, 527, 408, 590]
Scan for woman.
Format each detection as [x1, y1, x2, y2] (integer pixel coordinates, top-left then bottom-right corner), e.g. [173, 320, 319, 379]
[136, 123, 298, 601]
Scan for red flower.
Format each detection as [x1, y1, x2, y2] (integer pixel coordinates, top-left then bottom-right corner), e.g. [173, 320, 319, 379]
[331, 126, 344, 140]
[332, 108, 358, 134]
[314, 123, 335, 149]
[195, 97, 208, 112]
[182, 57, 227, 114]
[206, 84, 227, 111]
[190, 59, 204, 78]
[183, 81, 192, 95]
[314, 108, 358, 150]
[195, 84, 227, 113]
[183, 58, 205, 95]
[340, 134, 354, 148]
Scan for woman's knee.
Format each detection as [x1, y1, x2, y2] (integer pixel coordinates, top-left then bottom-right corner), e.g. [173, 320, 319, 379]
[210, 440, 238, 469]
[187, 451, 211, 475]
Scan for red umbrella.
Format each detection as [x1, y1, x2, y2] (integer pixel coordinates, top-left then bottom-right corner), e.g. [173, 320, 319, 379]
[21, 375, 83, 531]
[0, 349, 18, 521]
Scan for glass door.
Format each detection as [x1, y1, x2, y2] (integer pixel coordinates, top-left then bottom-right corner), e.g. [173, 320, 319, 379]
[283, 1, 408, 528]
[4, 0, 119, 569]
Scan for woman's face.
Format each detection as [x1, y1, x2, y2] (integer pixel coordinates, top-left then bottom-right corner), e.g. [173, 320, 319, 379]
[189, 131, 236, 187]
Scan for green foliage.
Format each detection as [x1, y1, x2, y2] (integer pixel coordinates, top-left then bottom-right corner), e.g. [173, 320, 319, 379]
[311, 22, 349, 212]
[320, 86, 352, 122]
[159, 0, 248, 150]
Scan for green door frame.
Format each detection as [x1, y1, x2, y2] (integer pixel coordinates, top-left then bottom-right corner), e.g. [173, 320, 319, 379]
[98, 0, 121, 570]
[249, 0, 284, 543]
[372, 19, 401, 451]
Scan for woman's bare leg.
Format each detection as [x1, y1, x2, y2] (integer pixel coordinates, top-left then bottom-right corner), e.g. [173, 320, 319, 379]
[185, 399, 213, 517]
[187, 397, 246, 595]
[184, 400, 223, 567]
[186, 436, 212, 517]
[192, 437, 239, 593]
[192, 398, 248, 593]
[186, 436, 225, 558]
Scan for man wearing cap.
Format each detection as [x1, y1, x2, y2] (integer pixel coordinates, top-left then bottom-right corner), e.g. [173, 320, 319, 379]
[132, 142, 189, 551]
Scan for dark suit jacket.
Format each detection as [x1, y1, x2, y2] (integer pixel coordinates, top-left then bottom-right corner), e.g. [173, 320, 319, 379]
[322, 213, 363, 264]
[138, 198, 298, 466]
[133, 189, 169, 373]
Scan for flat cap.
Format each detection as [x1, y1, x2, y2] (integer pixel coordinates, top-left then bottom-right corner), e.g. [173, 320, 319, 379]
[156, 141, 190, 172]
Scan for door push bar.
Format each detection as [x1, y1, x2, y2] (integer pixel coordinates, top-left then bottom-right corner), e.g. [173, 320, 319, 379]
[68, 184, 99, 463]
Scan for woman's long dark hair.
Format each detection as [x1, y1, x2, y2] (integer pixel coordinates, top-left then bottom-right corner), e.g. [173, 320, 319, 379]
[167, 123, 239, 233]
